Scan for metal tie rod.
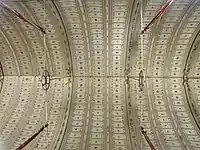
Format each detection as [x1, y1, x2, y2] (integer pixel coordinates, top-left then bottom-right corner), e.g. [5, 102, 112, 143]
[16, 124, 48, 150]
[0, 1, 45, 34]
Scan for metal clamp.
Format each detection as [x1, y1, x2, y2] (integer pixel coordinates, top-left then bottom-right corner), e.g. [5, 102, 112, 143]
[41, 70, 50, 90]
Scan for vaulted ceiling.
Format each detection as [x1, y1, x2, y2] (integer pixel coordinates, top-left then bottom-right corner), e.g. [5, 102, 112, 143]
[0, 0, 200, 150]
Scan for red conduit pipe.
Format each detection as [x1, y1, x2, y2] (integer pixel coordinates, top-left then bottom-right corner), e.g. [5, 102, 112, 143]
[141, 0, 175, 34]
[0, 1, 45, 34]
[141, 127, 156, 150]
[16, 124, 48, 150]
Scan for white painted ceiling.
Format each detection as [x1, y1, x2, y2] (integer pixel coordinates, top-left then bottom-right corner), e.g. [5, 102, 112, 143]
[0, 0, 200, 150]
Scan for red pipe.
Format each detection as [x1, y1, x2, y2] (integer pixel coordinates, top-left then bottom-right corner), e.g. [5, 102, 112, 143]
[141, 127, 156, 150]
[16, 124, 48, 150]
[141, 0, 175, 34]
[0, 1, 45, 34]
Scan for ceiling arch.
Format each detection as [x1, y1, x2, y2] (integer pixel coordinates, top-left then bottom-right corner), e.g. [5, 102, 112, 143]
[0, 0, 200, 150]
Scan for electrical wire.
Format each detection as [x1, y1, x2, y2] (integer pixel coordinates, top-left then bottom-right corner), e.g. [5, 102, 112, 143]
[42, 0, 49, 142]
[140, 0, 144, 71]
[139, 3, 156, 149]
[139, 1, 144, 149]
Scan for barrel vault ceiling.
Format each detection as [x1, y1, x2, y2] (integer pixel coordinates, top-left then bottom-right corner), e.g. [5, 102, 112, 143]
[0, 0, 200, 150]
